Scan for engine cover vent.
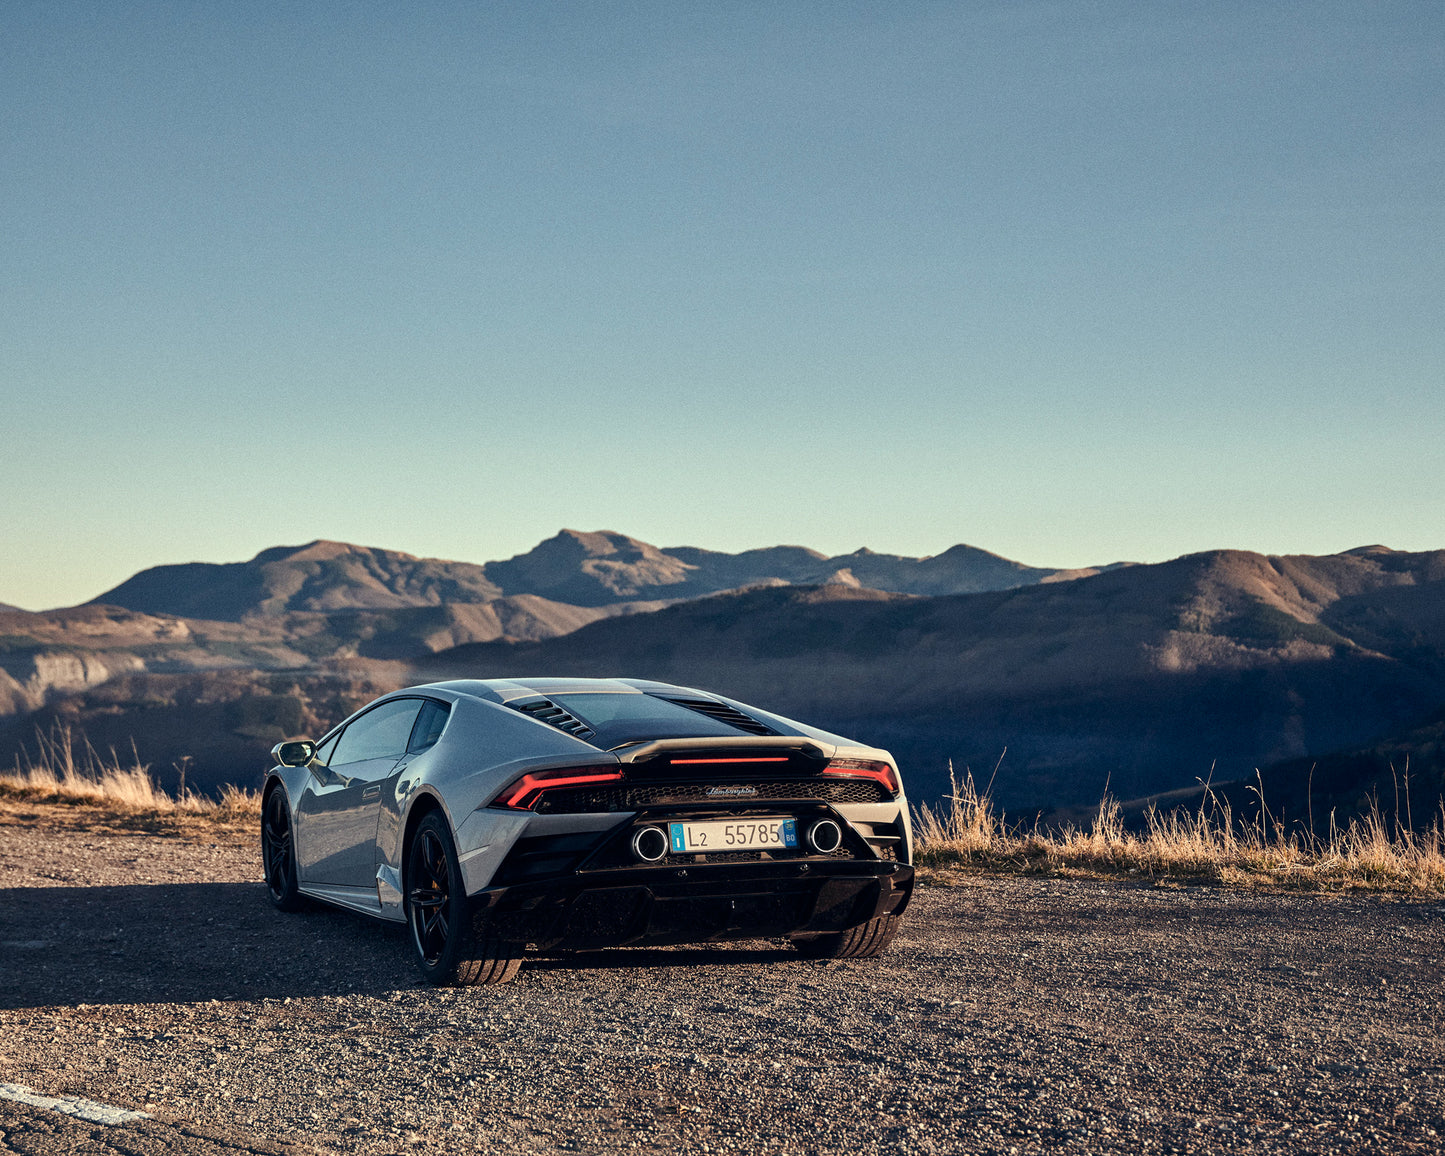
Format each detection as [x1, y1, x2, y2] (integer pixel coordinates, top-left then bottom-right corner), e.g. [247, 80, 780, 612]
[512, 699, 595, 740]
[653, 696, 777, 736]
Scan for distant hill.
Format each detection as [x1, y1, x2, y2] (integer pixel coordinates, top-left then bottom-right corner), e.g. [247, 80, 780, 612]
[0, 594, 667, 717]
[489, 529, 1125, 605]
[0, 607, 154, 717]
[87, 530, 1110, 620]
[666, 541, 1114, 597]
[0, 665, 408, 796]
[1253, 704, 1445, 834]
[419, 546, 1445, 811]
[15, 534, 1445, 811]
[88, 540, 505, 620]
[29, 525, 1109, 729]
[0, 600, 23, 613]
[1115, 701, 1445, 837]
[483, 530, 702, 606]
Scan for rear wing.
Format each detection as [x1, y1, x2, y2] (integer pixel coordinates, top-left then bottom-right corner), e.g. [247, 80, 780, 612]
[611, 735, 836, 764]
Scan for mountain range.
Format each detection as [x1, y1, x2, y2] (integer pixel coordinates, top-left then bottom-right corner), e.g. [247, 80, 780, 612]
[1, 530, 1120, 713]
[83, 529, 1125, 617]
[3, 531, 1443, 824]
[417, 545, 1445, 810]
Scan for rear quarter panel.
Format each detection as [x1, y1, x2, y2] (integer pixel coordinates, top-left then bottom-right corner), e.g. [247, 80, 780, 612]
[378, 694, 616, 884]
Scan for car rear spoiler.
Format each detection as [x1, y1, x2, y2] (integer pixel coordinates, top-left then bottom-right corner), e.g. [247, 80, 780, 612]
[611, 735, 836, 763]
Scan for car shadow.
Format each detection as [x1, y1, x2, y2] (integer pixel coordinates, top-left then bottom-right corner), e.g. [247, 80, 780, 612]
[0, 882, 414, 1010]
[527, 944, 800, 972]
[2, 883, 808, 1009]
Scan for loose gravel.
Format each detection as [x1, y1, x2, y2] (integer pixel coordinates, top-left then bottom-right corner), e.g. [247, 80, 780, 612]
[1, 818, 1443, 1155]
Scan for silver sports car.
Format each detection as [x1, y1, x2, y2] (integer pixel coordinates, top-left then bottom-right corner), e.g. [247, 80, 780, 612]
[261, 677, 913, 985]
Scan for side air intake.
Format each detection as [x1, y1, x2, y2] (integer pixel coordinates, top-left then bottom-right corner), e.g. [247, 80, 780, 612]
[654, 695, 777, 736]
[512, 699, 595, 740]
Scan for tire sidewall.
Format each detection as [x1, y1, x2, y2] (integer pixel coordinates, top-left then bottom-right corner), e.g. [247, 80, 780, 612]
[406, 811, 472, 984]
[261, 784, 304, 912]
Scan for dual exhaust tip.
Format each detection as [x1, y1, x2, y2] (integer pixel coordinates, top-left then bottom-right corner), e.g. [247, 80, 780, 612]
[805, 819, 843, 854]
[630, 825, 669, 862]
[629, 818, 843, 863]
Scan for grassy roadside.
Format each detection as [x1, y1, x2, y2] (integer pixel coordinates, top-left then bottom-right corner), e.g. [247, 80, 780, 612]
[6, 727, 1445, 893]
[0, 724, 259, 841]
[914, 769, 1445, 893]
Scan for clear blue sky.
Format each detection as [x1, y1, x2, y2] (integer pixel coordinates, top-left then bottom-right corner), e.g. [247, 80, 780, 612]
[3, 2, 1441, 610]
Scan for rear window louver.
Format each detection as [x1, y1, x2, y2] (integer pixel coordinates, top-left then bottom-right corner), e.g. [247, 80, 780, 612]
[654, 696, 777, 736]
[513, 699, 595, 741]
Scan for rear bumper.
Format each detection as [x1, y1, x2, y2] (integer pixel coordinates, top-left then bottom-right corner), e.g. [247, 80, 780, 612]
[468, 858, 914, 950]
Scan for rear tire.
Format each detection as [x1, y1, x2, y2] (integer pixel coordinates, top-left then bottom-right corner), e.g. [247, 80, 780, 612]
[792, 913, 902, 960]
[406, 812, 523, 986]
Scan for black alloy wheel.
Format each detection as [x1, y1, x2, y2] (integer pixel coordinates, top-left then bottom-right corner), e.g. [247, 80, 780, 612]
[408, 821, 453, 968]
[405, 811, 523, 986]
[261, 786, 304, 911]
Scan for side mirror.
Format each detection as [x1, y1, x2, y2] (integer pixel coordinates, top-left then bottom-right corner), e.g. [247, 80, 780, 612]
[272, 739, 317, 768]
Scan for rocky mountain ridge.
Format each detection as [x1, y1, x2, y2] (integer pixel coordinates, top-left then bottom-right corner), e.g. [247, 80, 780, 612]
[10, 525, 1102, 716]
[0, 596, 665, 717]
[86, 529, 1126, 619]
[0, 528, 1116, 715]
[419, 545, 1445, 810]
[4, 534, 1443, 817]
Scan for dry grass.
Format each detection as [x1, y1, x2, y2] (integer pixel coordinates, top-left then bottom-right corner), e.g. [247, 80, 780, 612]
[6, 725, 1443, 890]
[914, 764, 1445, 892]
[0, 723, 259, 838]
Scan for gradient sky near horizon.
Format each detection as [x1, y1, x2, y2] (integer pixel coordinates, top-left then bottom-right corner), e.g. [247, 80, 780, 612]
[3, 1, 1442, 611]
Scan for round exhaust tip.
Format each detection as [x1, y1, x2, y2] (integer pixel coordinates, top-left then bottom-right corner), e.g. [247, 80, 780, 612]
[807, 819, 843, 854]
[631, 825, 669, 863]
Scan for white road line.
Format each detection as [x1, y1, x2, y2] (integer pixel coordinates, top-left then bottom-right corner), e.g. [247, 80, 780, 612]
[0, 1082, 150, 1125]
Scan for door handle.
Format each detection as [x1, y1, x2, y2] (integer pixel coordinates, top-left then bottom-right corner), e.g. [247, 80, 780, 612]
[362, 785, 381, 801]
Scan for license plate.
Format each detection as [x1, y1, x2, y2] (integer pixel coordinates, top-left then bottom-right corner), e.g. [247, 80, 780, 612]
[668, 818, 798, 854]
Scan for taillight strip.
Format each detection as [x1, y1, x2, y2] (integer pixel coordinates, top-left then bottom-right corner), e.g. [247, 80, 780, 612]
[497, 769, 624, 810]
[821, 760, 899, 796]
[668, 756, 790, 765]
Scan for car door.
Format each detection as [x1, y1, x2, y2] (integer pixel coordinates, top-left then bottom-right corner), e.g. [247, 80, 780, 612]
[295, 698, 423, 888]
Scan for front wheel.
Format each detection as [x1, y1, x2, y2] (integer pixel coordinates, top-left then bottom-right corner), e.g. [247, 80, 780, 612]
[261, 786, 305, 912]
[792, 913, 903, 960]
[406, 812, 523, 986]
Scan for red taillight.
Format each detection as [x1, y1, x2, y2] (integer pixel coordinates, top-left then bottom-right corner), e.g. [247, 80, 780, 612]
[668, 756, 790, 766]
[821, 758, 899, 796]
[494, 766, 624, 810]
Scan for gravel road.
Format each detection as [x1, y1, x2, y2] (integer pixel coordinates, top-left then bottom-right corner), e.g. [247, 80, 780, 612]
[1, 817, 1443, 1155]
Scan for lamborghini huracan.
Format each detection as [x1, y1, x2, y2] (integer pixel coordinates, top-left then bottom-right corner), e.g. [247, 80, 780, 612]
[261, 677, 913, 985]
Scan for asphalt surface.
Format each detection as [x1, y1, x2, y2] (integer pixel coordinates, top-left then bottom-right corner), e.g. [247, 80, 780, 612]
[1, 819, 1443, 1155]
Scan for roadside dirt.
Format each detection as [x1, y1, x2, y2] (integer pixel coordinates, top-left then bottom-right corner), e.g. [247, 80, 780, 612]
[1, 814, 1443, 1155]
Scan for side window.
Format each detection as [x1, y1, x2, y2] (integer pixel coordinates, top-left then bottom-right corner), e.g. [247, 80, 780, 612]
[329, 699, 424, 767]
[312, 731, 341, 767]
[407, 699, 451, 754]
